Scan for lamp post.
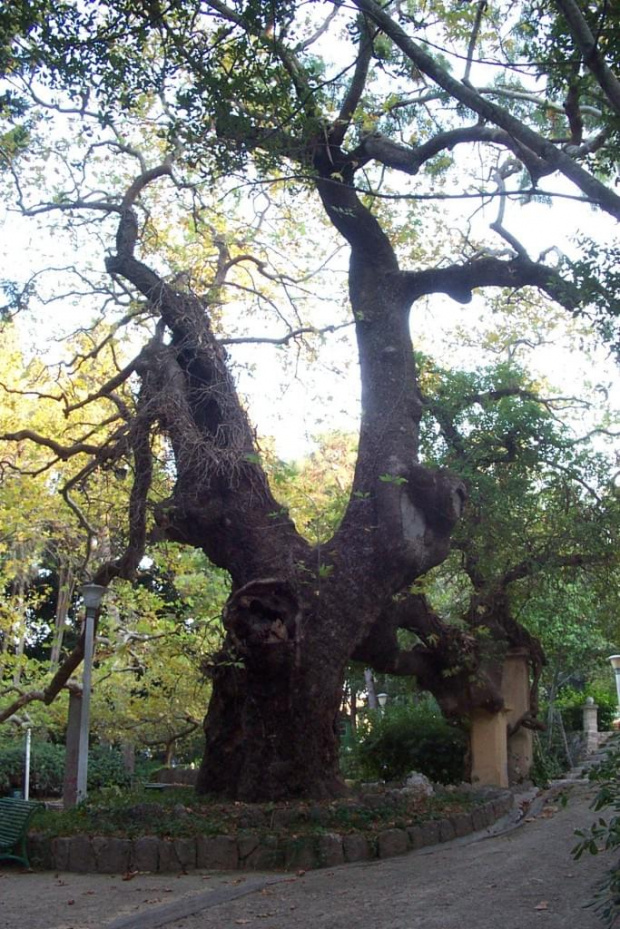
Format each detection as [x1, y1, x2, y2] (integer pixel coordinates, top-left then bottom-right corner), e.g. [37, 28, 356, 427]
[377, 693, 389, 713]
[24, 728, 31, 801]
[76, 583, 107, 804]
[609, 656, 620, 715]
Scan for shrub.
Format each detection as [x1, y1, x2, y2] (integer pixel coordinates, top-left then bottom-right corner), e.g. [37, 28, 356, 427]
[87, 745, 132, 791]
[573, 736, 620, 925]
[554, 684, 618, 733]
[0, 738, 141, 796]
[348, 698, 467, 785]
[530, 734, 566, 787]
[0, 739, 65, 796]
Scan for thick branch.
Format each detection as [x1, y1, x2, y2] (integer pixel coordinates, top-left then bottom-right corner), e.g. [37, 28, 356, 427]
[0, 690, 46, 724]
[354, 126, 551, 182]
[400, 255, 583, 311]
[106, 207, 308, 581]
[554, 0, 620, 117]
[500, 550, 602, 588]
[353, 593, 504, 716]
[352, 0, 620, 220]
[330, 20, 374, 147]
[0, 430, 103, 460]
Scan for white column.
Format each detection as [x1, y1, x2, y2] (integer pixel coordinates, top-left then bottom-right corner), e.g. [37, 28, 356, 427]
[76, 606, 95, 803]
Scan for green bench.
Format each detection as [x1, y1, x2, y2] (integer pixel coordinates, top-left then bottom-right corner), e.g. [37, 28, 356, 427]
[0, 797, 44, 869]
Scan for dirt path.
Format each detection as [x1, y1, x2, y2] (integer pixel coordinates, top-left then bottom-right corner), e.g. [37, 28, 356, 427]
[0, 779, 614, 929]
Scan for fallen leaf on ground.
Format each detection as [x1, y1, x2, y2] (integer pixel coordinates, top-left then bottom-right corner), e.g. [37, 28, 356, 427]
[541, 807, 558, 818]
[535, 901, 549, 910]
[122, 871, 139, 881]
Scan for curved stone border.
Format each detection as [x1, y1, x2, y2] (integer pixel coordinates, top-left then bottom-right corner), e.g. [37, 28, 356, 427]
[27, 793, 515, 873]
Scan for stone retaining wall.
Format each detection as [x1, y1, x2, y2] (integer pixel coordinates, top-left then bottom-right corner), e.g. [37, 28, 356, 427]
[27, 793, 514, 874]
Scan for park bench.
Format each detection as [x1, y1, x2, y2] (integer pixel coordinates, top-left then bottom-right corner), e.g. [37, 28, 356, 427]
[0, 797, 44, 869]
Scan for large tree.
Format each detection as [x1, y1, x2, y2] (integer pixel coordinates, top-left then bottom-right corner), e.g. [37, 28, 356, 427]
[1, 0, 619, 799]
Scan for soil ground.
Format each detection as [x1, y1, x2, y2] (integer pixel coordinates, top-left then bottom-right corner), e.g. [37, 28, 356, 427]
[0, 775, 614, 929]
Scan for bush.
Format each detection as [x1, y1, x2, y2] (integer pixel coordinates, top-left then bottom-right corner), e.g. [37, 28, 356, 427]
[573, 736, 620, 925]
[88, 745, 132, 792]
[553, 684, 618, 733]
[0, 738, 141, 796]
[0, 739, 65, 796]
[347, 699, 467, 785]
[530, 734, 566, 787]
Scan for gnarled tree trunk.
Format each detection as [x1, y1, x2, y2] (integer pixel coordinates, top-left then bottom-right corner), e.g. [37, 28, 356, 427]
[98, 129, 549, 801]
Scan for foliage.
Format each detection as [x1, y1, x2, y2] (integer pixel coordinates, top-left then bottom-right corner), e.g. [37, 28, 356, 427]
[30, 781, 484, 842]
[0, 737, 64, 796]
[573, 738, 620, 926]
[554, 684, 618, 734]
[529, 734, 566, 788]
[0, 344, 227, 749]
[349, 699, 468, 785]
[418, 356, 620, 704]
[0, 735, 153, 797]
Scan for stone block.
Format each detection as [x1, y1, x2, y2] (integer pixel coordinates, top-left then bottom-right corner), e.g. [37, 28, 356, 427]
[438, 819, 456, 843]
[245, 839, 284, 870]
[51, 836, 71, 871]
[471, 805, 492, 832]
[283, 836, 317, 871]
[378, 828, 408, 859]
[174, 837, 197, 871]
[451, 812, 474, 838]
[158, 839, 177, 872]
[132, 836, 159, 872]
[237, 834, 260, 862]
[343, 833, 371, 862]
[68, 834, 97, 872]
[419, 820, 440, 847]
[92, 836, 131, 874]
[407, 825, 425, 850]
[196, 835, 239, 870]
[492, 794, 513, 818]
[317, 833, 344, 867]
[27, 834, 53, 870]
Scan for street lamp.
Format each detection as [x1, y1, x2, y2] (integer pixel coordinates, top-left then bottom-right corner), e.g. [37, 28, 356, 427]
[377, 693, 389, 711]
[609, 656, 620, 714]
[76, 583, 107, 803]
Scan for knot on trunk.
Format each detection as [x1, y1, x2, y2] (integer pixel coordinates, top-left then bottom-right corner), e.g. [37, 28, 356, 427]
[405, 464, 467, 535]
[224, 578, 301, 670]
